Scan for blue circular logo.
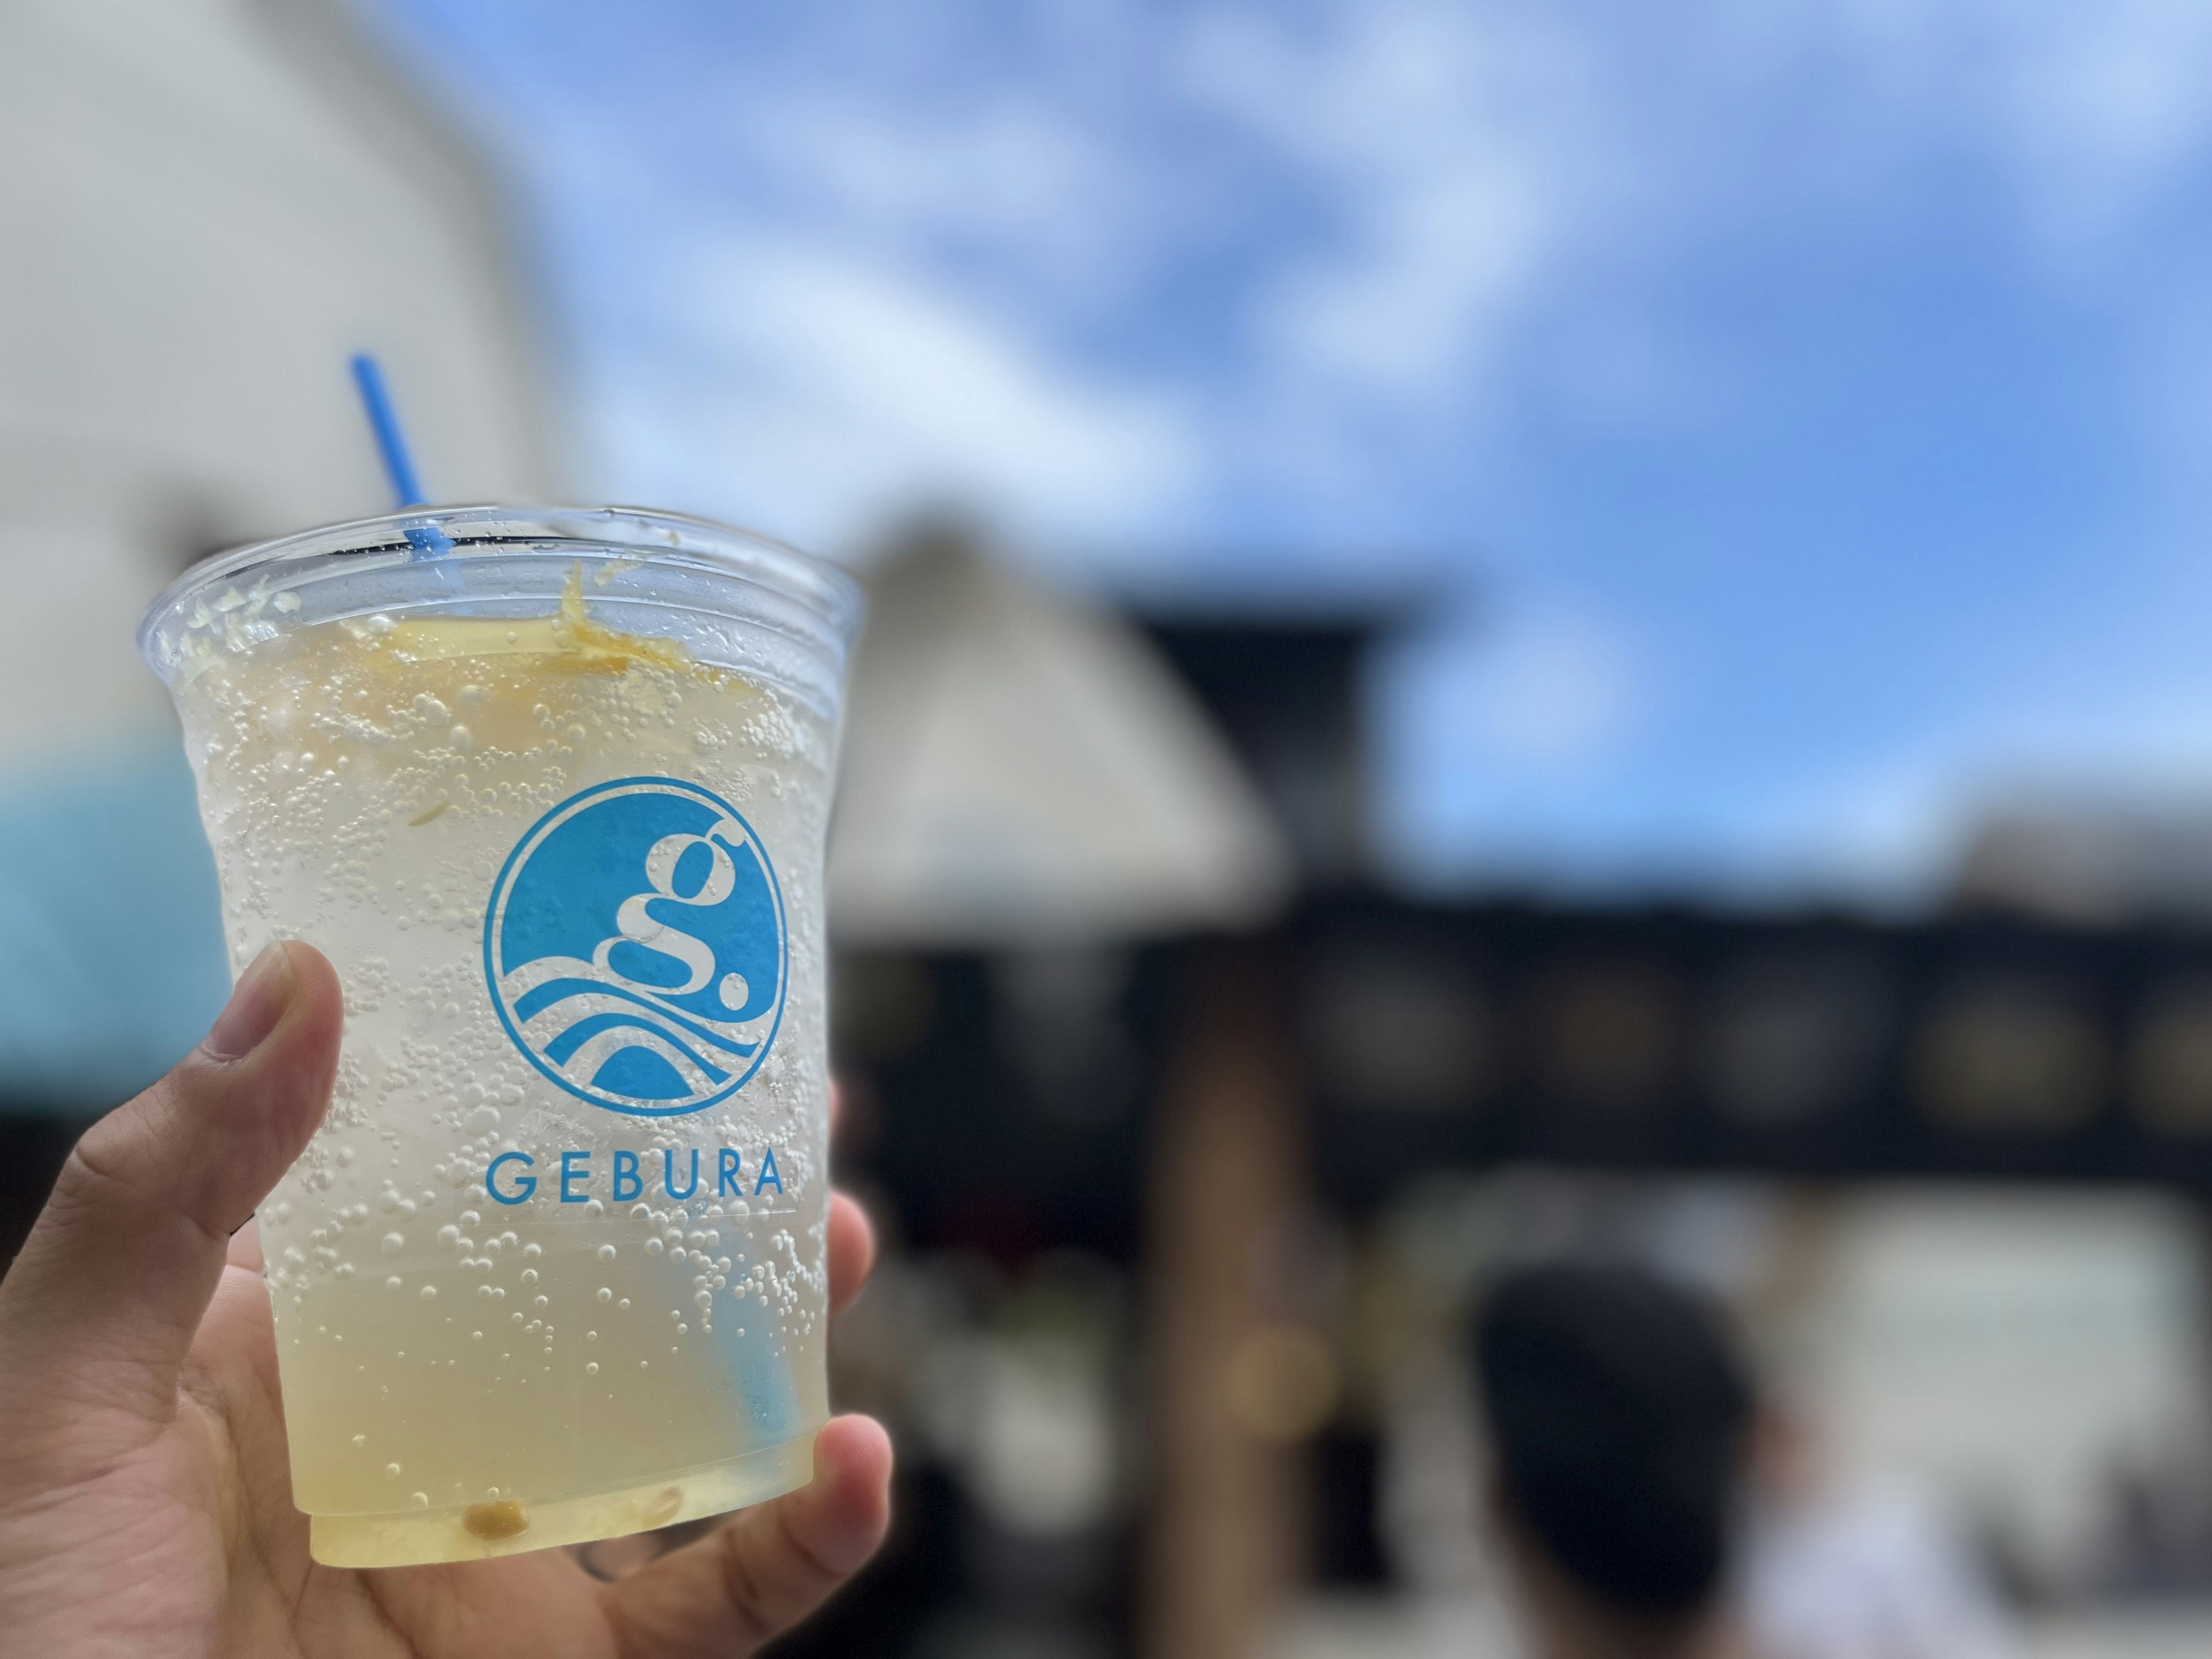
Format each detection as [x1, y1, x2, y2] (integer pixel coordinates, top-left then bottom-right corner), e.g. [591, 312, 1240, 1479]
[483, 778, 787, 1117]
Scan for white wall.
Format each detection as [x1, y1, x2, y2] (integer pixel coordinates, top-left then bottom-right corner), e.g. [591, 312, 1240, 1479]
[1805, 1187, 2212, 1590]
[0, 0, 551, 1096]
[0, 0, 552, 765]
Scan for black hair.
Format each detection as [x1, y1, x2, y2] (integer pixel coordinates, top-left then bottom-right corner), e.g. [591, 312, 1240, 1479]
[1473, 1261, 1753, 1620]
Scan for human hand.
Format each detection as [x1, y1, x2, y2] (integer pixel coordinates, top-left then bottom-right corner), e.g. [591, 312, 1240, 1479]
[0, 941, 891, 1657]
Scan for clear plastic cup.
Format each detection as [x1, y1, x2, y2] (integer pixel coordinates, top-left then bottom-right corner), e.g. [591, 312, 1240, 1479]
[139, 505, 861, 1566]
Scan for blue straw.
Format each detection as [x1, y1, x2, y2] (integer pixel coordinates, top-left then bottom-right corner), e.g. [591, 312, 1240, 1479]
[349, 353, 450, 558]
[351, 353, 423, 506]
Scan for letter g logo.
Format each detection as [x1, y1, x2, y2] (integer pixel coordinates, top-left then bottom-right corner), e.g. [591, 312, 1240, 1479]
[483, 778, 788, 1116]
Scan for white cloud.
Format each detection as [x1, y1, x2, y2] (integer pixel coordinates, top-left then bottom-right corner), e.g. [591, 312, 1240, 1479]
[593, 238, 1199, 555]
[1179, 2, 1597, 406]
[512, 0, 1645, 554]
[397, 0, 2212, 895]
[1821, 0, 2212, 244]
[442, 0, 2212, 531]
[733, 91, 1161, 307]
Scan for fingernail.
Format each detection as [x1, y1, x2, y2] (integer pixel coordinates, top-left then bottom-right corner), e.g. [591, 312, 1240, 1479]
[206, 942, 297, 1059]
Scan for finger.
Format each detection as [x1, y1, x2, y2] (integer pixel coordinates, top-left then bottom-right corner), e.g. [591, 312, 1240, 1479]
[827, 1191, 874, 1316]
[598, 1414, 893, 1658]
[0, 941, 342, 1427]
[226, 1216, 264, 1274]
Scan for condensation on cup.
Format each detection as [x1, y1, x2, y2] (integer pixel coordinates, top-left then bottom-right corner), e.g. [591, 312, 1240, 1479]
[139, 507, 862, 1567]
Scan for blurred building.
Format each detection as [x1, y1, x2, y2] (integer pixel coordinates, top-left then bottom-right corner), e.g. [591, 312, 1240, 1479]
[0, 0, 550, 1103]
[811, 604, 2212, 1658]
[1140, 611, 1396, 884]
[828, 520, 1291, 949]
[1958, 796, 2212, 926]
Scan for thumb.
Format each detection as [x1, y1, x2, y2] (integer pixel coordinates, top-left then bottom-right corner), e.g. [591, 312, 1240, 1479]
[0, 940, 342, 1429]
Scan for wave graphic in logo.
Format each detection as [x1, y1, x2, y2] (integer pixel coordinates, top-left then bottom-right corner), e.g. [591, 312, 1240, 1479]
[484, 778, 787, 1116]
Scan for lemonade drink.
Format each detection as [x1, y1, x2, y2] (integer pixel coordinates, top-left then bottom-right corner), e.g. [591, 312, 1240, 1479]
[139, 509, 859, 1567]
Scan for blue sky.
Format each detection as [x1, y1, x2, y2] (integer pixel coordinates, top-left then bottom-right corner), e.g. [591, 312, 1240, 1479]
[373, 0, 2212, 903]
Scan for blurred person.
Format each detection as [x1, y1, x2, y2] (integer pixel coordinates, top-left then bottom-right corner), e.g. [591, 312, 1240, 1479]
[1737, 1412, 2018, 1659]
[1473, 1261, 2020, 1659]
[1475, 1262, 1757, 1659]
[0, 941, 893, 1657]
